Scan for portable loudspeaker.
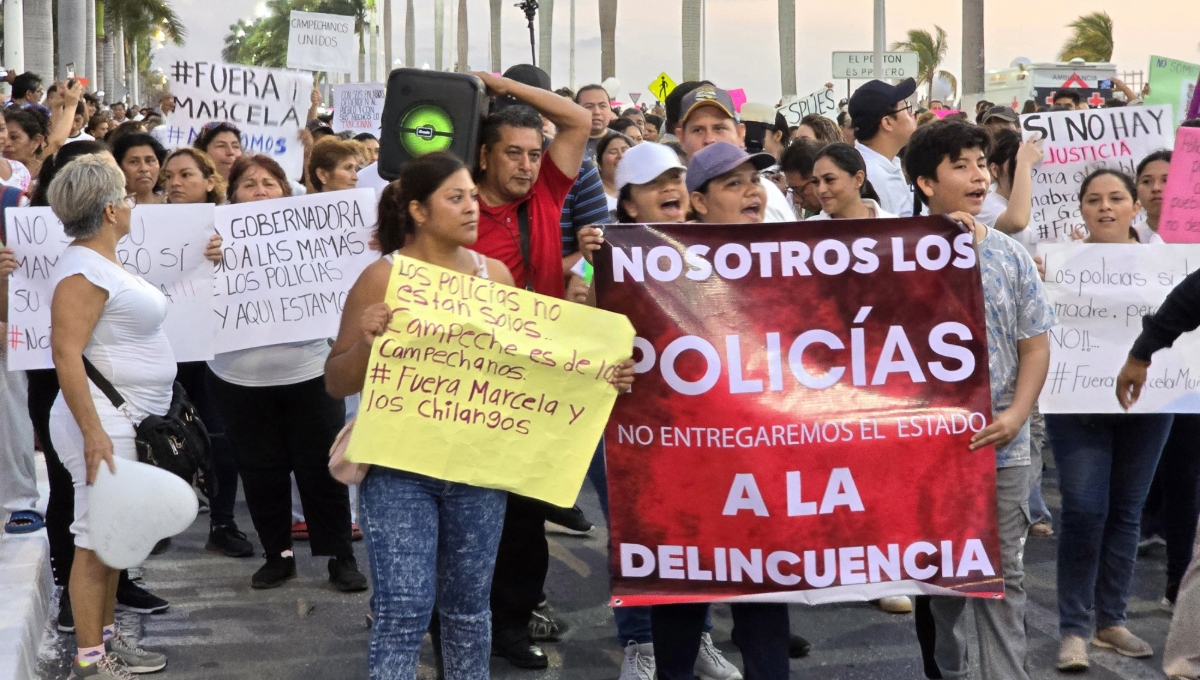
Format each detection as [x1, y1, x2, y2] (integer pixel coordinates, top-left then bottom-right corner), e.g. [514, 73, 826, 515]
[378, 69, 488, 180]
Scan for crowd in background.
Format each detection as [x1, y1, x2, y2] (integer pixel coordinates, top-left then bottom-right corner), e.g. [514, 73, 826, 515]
[0, 59, 1198, 680]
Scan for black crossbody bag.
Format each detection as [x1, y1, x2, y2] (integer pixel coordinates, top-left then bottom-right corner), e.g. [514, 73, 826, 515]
[82, 356, 214, 495]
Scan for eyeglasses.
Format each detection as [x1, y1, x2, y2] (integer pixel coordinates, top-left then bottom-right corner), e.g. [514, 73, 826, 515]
[122, 193, 137, 208]
[890, 102, 913, 117]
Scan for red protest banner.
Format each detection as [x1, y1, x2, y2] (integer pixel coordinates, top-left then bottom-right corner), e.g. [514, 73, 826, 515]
[594, 218, 1002, 606]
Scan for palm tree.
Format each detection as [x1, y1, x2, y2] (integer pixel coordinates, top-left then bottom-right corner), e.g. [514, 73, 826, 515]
[681, 0, 700, 82]
[1058, 12, 1113, 62]
[99, 0, 185, 101]
[58, 0, 89, 80]
[22, 0, 54, 79]
[599, 0, 616, 80]
[778, 0, 796, 97]
[404, 0, 414, 67]
[434, 0, 444, 70]
[961, 0, 984, 96]
[891, 25, 957, 105]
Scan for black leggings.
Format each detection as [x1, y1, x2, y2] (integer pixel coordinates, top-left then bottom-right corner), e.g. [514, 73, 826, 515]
[1144, 414, 1200, 595]
[207, 373, 351, 558]
[26, 369, 74, 586]
[175, 362, 240, 528]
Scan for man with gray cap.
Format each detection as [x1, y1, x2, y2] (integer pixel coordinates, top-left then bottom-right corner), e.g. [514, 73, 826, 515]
[848, 78, 918, 217]
[980, 105, 1020, 137]
[673, 84, 796, 221]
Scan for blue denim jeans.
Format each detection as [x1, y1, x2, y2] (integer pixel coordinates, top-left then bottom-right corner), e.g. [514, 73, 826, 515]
[1045, 413, 1173, 638]
[360, 467, 506, 679]
[587, 438, 655, 645]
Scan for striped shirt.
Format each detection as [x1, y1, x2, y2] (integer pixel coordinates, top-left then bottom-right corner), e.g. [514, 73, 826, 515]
[560, 161, 612, 255]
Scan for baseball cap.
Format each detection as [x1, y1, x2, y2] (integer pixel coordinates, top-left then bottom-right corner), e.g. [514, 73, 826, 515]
[679, 85, 737, 126]
[685, 141, 775, 194]
[847, 78, 918, 130]
[615, 142, 686, 193]
[494, 64, 552, 112]
[981, 105, 1019, 125]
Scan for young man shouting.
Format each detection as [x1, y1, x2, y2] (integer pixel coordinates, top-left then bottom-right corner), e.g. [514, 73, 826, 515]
[907, 120, 1055, 680]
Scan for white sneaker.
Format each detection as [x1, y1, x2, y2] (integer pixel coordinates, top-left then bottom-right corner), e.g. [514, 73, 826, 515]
[695, 632, 743, 680]
[618, 641, 655, 680]
[875, 596, 913, 614]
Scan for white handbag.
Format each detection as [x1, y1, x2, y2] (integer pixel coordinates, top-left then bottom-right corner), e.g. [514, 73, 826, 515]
[328, 419, 369, 485]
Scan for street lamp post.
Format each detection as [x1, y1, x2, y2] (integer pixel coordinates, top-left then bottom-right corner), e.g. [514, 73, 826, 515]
[873, 0, 885, 81]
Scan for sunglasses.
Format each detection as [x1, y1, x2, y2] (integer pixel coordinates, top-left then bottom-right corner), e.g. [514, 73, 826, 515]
[201, 121, 241, 135]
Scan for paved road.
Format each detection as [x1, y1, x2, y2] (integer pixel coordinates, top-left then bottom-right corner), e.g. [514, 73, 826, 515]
[38, 471, 1176, 679]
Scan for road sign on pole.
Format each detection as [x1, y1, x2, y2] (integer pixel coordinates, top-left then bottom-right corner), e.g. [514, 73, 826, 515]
[648, 72, 678, 103]
[832, 51, 919, 79]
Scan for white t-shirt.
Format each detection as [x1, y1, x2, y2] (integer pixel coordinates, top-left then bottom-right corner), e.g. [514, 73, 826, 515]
[207, 340, 331, 388]
[856, 141, 913, 218]
[50, 246, 176, 420]
[1132, 219, 1162, 244]
[762, 178, 797, 222]
[805, 198, 896, 221]
[64, 131, 95, 145]
[977, 191, 1036, 256]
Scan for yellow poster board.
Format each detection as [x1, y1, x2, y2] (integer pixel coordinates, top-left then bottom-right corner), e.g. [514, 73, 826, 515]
[345, 255, 635, 506]
[648, 72, 678, 103]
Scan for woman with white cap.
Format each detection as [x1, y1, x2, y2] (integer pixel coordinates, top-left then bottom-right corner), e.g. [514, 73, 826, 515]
[581, 142, 743, 680]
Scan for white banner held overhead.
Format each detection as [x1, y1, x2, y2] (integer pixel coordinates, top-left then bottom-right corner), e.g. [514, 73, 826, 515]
[162, 61, 312, 179]
[212, 189, 379, 354]
[1020, 105, 1174, 243]
[777, 86, 838, 127]
[1039, 243, 1200, 414]
[5, 206, 218, 371]
[286, 10, 357, 74]
[332, 83, 385, 139]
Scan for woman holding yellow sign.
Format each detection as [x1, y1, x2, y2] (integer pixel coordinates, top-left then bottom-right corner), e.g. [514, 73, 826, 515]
[326, 151, 632, 678]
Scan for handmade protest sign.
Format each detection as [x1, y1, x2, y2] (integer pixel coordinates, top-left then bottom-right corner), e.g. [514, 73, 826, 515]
[1146, 56, 1200, 125]
[344, 255, 635, 507]
[286, 10, 357, 74]
[1158, 128, 1200, 244]
[1039, 243, 1200, 413]
[332, 83, 385, 139]
[6, 206, 217, 371]
[162, 61, 312, 178]
[1021, 105, 1173, 243]
[211, 189, 378, 354]
[595, 218, 1000, 606]
[778, 85, 837, 127]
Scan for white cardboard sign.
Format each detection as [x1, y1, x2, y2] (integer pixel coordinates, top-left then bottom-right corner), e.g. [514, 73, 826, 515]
[286, 11, 357, 74]
[212, 189, 379, 354]
[5, 205, 218, 371]
[1020, 105, 1174, 243]
[1039, 243, 1200, 414]
[777, 86, 838, 127]
[332, 83, 385, 139]
[162, 61, 312, 179]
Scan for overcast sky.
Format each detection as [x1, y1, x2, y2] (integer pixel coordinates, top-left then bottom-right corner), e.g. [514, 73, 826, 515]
[155, 0, 1200, 106]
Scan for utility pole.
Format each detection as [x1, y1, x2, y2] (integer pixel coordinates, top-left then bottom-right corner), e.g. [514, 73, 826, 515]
[873, 0, 885, 81]
[962, 0, 985, 96]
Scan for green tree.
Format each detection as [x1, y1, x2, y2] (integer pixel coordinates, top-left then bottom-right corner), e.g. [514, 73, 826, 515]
[223, 0, 365, 69]
[1058, 11, 1113, 62]
[891, 25, 957, 105]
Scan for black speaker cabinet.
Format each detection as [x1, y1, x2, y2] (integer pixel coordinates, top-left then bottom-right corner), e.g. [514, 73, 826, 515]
[378, 69, 487, 181]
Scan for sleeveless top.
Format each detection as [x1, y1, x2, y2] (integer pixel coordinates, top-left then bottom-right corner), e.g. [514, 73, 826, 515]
[384, 250, 490, 279]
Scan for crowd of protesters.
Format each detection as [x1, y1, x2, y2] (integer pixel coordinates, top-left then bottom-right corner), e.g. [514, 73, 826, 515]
[0, 59, 1198, 680]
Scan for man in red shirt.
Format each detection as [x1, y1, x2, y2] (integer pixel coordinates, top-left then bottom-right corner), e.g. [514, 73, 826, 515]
[467, 71, 591, 668]
[471, 72, 590, 300]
